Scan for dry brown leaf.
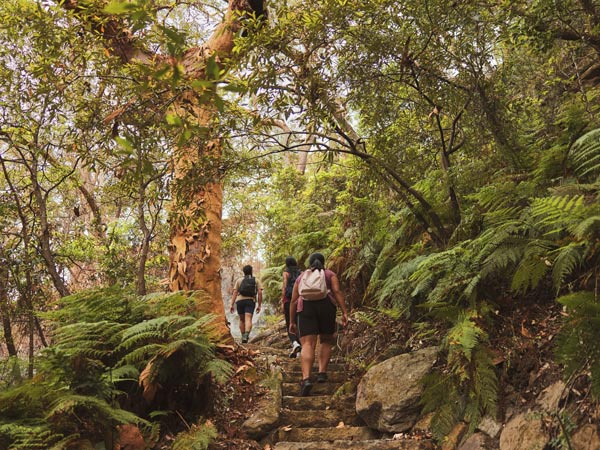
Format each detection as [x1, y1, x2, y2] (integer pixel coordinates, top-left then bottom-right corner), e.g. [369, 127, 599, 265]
[235, 364, 249, 374]
[336, 421, 345, 428]
[281, 425, 293, 432]
[520, 321, 534, 338]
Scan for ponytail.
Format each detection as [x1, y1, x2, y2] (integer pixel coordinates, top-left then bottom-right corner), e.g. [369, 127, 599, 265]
[308, 252, 325, 271]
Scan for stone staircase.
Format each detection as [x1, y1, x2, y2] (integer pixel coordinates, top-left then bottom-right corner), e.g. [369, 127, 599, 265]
[272, 355, 434, 450]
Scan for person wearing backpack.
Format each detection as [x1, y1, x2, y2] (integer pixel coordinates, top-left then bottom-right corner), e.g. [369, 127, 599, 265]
[282, 256, 302, 358]
[229, 265, 262, 343]
[289, 252, 349, 396]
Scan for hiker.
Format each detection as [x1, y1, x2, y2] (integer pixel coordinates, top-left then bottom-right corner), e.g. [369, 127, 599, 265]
[229, 265, 263, 343]
[289, 252, 349, 396]
[282, 256, 302, 358]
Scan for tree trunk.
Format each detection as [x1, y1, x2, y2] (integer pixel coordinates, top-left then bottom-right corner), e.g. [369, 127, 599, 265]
[0, 259, 17, 357]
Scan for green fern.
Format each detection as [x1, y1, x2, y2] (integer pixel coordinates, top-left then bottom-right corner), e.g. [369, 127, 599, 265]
[555, 291, 600, 397]
[47, 394, 148, 427]
[530, 195, 585, 236]
[550, 243, 587, 288]
[570, 128, 600, 179]
[172, 422, 217, 450]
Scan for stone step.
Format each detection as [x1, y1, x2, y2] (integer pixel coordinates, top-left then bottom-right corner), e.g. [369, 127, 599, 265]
[276, 426, 378, 442]
[282, 371, 346, 383]
[283, 395, 333, 410]
[282, 381, 341, 396]
[279, 409, 362, 428]
[273, 439, 435, 449]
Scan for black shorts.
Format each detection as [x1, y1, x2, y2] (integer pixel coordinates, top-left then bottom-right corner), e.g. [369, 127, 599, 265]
[236, 299, 255, 315]
[297, 299, 337, 337]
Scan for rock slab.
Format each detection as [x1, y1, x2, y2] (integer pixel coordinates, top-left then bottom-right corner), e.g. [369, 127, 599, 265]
[355, 346, 438, 433]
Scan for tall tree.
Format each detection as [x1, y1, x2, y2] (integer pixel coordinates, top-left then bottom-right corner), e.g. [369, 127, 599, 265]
[61, 0, 266, 337]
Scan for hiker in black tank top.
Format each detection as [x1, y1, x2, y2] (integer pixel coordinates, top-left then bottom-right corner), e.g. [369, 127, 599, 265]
[282, 256, 302, 358]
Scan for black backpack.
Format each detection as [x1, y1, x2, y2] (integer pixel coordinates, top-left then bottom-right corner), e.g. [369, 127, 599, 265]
[285, 269, 300, 299]
[238, 276, 257, 297]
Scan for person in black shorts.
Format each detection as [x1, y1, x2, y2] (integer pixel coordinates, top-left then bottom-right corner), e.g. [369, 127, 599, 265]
[229, 265, 262, 343]
[289, 253, 349, 396]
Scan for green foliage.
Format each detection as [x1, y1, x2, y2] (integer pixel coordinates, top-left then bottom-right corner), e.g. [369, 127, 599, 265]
[172, 422, 218, 450]
[571, 128, 600, 180]
[422, 310, 497, 439]
[555, 292, 600, 397]
[0, 287, 229, 448]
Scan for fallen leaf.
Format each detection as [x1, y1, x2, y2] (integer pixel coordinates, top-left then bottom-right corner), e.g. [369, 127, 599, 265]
[336, 421, 345, 428]
[281, 425, 293, 432]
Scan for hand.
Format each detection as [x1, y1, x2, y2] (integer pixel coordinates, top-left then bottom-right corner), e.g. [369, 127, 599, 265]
[256, 305, 261, 314]
[289, 322, 297, 335]
[341, 312, 349, 327]
[229, 305, 234, 314]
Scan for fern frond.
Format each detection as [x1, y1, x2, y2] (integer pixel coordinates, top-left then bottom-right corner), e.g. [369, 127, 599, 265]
[555, 291, 600, 397]
[530, 195, 584, 236]
[571, 128, 600, 178]
[550, 243, 587, 288]
[0, 422, 59, 450]
[203, 358, 234, 384]
[573, 215, 600, 239]
[172, 422, 217, 450]
[46, 394, 148, 426]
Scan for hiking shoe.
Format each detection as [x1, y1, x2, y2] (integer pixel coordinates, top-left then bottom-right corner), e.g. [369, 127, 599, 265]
[289, 341, 301, 358]
[316, 372, 328, 383]
[300, 378, 312, 397]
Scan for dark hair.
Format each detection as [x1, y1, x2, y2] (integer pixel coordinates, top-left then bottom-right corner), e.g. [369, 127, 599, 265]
[243, 265, 253, 276]
[285, 256, 298, 269]
[308, 252, 325, 270]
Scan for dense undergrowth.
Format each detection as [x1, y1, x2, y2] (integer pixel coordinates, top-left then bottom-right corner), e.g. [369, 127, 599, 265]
[0, 288, 231, 449]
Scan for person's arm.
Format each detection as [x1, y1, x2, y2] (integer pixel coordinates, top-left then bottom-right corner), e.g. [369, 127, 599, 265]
[289, 280, 299, 335]
[281, 271, 289, 310]
[229, 282, 238, 314]
[256, 280, 262, 313]
[330, 274, 349, 327]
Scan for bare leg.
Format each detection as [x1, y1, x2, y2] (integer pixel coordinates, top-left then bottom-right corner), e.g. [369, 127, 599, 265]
[244, 313, 253, 334]
[318, 334, 334, 373]
[238, 314, 245, 335]
[299, 335, 317, 380]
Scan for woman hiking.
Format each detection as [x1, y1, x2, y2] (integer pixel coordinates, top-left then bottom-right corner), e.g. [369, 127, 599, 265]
[289, 252, 349, 396]
[282, 256, 302, 358]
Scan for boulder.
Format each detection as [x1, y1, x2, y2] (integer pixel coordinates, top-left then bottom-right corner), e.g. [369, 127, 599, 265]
[499, 412, 548, 450]
[571, 424, 600, 450]
[458, 432, 497, 450]
[535, 380, 565, 412]
[355, 346, 438, 432]
[477, 415, 502, 439]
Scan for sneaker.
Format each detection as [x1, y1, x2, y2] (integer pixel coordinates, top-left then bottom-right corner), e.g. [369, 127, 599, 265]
[316, 372, 328, 383]
[300, 378, 312, 397]
[289, 341, 301, 358]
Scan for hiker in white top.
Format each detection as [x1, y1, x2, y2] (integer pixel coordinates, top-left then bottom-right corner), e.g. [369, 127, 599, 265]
[289, 252, 349, 396]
